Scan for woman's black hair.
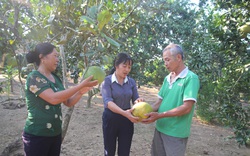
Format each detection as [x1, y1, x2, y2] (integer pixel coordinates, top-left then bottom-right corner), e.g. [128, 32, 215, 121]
[109, 53, 133, 75]
[26, 42, 56, 66]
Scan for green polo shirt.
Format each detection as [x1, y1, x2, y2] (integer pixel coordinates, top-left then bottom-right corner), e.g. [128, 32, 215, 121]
[24, 71, 65, 136]
[156, 68, 200, 138]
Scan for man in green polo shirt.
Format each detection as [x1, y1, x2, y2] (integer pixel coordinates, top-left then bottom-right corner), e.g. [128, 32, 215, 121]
[142, 43, 200, 156]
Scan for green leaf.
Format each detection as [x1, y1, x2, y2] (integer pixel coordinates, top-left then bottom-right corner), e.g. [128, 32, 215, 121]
[57, 39, 67, 45]
[87, 5, 98, 19]
[97, 10, 112, 31]
[78, 27, 97, 36]
[80, 16, 95, 24]
[6, 56, 17, 67]
[102, 55, 113, 64]
[101, 33, 120, 48]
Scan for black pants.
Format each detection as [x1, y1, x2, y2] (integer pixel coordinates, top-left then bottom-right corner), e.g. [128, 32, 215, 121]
[102, 108, 134, 156]
[22, 131, 62, 156]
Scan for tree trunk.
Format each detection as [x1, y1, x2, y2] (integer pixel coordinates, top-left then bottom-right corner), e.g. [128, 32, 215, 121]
[87, 91, 93, 108]
[59, 36, 74, 142]
[61, 106, 74, 142]
[10, 78, 13, 92]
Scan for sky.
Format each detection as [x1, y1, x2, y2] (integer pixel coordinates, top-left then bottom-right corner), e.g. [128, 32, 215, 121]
[190, 0, 199, 5]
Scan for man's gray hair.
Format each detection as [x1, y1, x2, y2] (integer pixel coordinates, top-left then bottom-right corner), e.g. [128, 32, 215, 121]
[163, 43, 184, 60]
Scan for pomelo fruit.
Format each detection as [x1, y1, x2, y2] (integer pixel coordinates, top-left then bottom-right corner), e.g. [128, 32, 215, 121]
[83, 66, 106, 84]
[238, 22, 250, 38]
[246, 138, 250, 146]
[132, 102, 153, 121]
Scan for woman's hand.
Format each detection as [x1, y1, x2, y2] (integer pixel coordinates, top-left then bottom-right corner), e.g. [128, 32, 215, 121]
[134, 97, 144, 104]
[124, 109, 140, 123]
[81, 75, 98, 87]
[79, 87, 93, 94]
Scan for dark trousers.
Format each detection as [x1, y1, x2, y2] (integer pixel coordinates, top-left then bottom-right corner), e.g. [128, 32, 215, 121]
[22, 131, 62, 156]
[102, 108, 134, 156]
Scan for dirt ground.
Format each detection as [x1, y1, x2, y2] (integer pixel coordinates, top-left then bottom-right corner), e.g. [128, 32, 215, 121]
[0, 76, 249, 156]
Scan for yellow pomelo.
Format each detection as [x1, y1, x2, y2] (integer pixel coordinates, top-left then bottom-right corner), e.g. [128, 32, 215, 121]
[246, 138, 250, 148]
[246, 138, 250, 145]
[83, 66, 106, 84]
[238, 23, 250, 38]
[239, 24, 250, 34]
[132, 102, 153, 120]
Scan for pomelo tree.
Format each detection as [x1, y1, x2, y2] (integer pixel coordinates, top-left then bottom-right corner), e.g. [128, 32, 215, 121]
[0, 0, 141, 141]
[191, 0, 250, 147]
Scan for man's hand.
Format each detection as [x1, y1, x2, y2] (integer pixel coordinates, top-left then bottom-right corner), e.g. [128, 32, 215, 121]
[141, 112, 160, 124]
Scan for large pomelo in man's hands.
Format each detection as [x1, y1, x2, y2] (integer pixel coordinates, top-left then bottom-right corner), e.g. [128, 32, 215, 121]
[132, 102, 153, 120]
[83, 66, 106, 84]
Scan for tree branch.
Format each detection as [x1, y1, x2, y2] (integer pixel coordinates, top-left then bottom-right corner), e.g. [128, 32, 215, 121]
[109, 0, 143, 31]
